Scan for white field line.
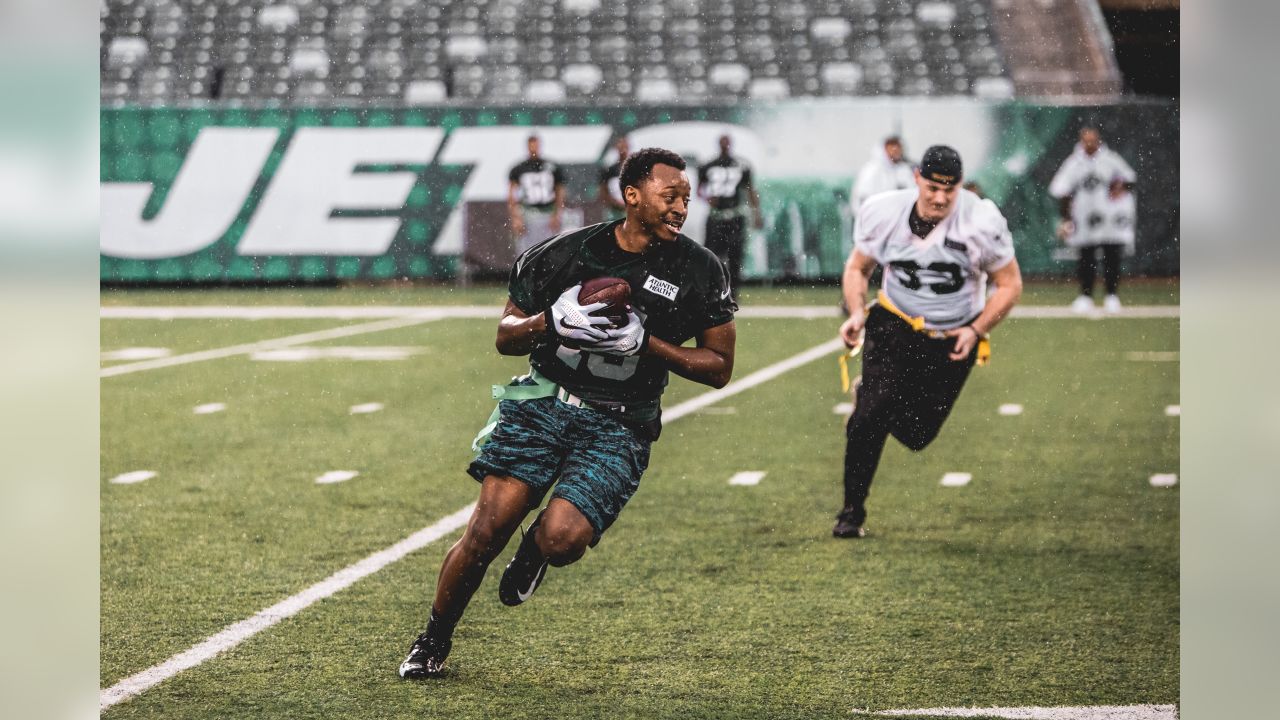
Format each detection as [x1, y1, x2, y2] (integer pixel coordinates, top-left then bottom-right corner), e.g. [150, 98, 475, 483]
[249, 346, 423, 362]
[100, 504, 478, 711]
[663, 337, 847, 421]
[101, 304, 1181, 320]
[109, 470, 156, 485]
[940, 472, 973, 487]
[99, 305, 499, 320]
[101, 347, 171, 360]
[100, 314, 445, 378]
[100, 336, 846, 710]
[728, 471, 767, 486]
[315, 470, 359, 485]
[873, 704, 1177, 719]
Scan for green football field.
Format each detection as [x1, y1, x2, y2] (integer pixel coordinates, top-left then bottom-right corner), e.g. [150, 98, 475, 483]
[100, 281, 1179, 719]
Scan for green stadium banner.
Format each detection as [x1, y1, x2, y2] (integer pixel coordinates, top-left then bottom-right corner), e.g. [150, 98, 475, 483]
[100, 100, 1178, 283]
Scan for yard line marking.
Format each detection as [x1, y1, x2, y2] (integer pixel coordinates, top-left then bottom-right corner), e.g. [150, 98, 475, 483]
[101, 304, 1181, 320]
[873, 704, 1178, 719]
[1165, 405, 1180, 417]
[664, 337, 847, 422]
[1125, 351, 1179, 362]
[315, 470, 359, 485]
[101, 347, 171, 361]
[1149, 473, 1178, 488]
[940, 472, 972, 487]
[99, 305, 500, 320]
[350, 402, 385, 415]
[833, 402, 854, 414]
[998, 403, 1024, 416]
[100, 314, 443, 378]
[728, 471, 766, 486]
[100, 335, 844, 708]
[99, 503, 478, 711]
[193, 403, 226, 415]
[109, 471, 156, 485]
[250, 346, 422, 362]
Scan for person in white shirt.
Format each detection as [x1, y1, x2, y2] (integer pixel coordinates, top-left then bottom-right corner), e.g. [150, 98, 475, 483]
[850, 136, 916, 216]
[1048, 127, 1137, 314]
[833, 145, 1023, 539]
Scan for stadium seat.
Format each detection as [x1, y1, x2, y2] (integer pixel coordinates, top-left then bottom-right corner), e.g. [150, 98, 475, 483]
[100, 0, 1016, 104]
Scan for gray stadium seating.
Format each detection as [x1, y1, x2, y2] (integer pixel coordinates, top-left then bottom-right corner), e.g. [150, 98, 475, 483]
[100, 0, 1012, 106]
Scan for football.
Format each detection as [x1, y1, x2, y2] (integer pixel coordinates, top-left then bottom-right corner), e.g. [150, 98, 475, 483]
[577, 276, 631, 327]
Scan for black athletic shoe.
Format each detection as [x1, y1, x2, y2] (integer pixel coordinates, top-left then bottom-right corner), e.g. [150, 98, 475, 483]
[398, 631, 451, 679]
[832, 506, 866, 538]
[498, 516, 549, 607]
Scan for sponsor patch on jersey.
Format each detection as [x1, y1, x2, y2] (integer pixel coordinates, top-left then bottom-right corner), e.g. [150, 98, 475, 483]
[944, 238, 968, 253]
[642, 274, 679, 301]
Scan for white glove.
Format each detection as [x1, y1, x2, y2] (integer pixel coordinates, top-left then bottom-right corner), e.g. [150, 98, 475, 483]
[549, 284, 612, 344]
[587, 310, 648, 356]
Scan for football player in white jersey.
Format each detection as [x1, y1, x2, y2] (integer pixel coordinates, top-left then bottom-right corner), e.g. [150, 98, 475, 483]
[1048, 127, 1137, 314]
[833, 145, 1023, 539]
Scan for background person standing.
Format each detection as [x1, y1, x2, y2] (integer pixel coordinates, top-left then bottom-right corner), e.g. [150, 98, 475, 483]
[850, 135, 915, 216]
[697, 134, 763, 301]
[508, 134, 567, 255]
[1049, 126, 1137, 314]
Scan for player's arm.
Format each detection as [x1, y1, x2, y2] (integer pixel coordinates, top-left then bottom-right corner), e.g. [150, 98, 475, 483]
[746, 176, 764, 229]
[550, 182, 566, 232]
[943, 258, 1023, 361]
[839, 249, 877, 347]
[498, 288, 612, 356]
[597, 175, 613, 207]
[646, 321, 736, 389]
[507, 181, 524, 235]
[495, 300, 547, 356]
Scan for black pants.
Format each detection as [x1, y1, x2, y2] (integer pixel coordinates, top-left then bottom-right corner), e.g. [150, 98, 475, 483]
[705, 214, 745, 299]
[841, 306, 977, 512]
[1077, 244, 1122, 296]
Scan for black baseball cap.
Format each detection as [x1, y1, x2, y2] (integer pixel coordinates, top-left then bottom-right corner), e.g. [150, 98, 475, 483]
[918, 145, 963, 186]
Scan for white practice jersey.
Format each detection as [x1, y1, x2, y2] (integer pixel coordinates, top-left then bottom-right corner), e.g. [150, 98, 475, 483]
[1048, 143, 1137, 248]
[856, 188, 1016, 329]
[850, 146, 915, 215]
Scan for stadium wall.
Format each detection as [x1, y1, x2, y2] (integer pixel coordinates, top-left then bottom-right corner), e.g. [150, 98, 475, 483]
[100, 99, 1177, 283]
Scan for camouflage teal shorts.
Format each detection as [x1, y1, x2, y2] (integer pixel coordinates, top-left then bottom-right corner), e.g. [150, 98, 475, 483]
[468, 395, 652, 543]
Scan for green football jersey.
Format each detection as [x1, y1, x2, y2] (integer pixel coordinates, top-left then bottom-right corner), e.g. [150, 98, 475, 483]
[508, 219, 736, 410]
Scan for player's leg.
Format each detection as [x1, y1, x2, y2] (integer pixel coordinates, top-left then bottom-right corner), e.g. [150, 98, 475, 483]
[705, 216, 731, 270]
[1102, 244, 1122, 312]
[1073, 244, 1098, 312]
[400, 475, 534, 679]
[501, 408, 651, 602]
[889, 337, 977, 452]
[837, 308, 900, 537]
[401, 392, 566, 677]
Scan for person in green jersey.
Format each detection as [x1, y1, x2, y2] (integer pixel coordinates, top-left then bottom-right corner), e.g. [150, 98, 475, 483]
[400, 148, 738, 679]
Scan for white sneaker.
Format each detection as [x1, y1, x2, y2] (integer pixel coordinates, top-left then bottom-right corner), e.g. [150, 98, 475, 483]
[1104, 295, 1122, 314]
[1070, 295, 1094, 314]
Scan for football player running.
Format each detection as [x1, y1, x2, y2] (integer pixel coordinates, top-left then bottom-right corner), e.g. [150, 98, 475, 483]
[400, 148, 737, 678]
[833, 145, 1023, 539]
